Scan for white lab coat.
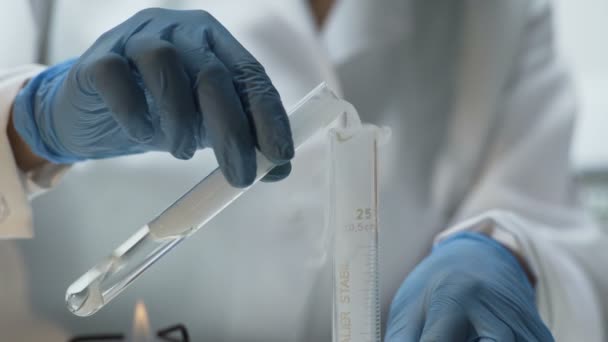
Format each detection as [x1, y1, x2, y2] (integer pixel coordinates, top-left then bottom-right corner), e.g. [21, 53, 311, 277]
[0, 0, 607, 341]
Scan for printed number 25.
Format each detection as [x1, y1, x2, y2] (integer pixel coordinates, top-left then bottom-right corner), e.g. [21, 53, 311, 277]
[356, 208, 372, 220]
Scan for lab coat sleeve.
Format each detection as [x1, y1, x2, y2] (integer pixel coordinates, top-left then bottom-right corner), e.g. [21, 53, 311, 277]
[0, 65, 70, 239]
[436, 1, 608, 341]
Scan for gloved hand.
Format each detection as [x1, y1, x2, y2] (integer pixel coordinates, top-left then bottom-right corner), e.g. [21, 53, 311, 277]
[13, 8, 293, 187]
[385, 232, 554, 342]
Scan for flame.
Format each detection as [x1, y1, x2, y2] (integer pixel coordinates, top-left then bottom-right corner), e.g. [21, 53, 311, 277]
[132, 300, 153, 342]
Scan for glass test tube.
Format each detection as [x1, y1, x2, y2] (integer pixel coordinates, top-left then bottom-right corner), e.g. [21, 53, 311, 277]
[330, 124, 389, 342]
[66, 83, 361, 316]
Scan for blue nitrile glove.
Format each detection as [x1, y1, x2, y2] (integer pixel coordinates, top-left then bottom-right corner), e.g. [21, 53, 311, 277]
[12, 8, 293, 187]
[385, 232, 554, 342]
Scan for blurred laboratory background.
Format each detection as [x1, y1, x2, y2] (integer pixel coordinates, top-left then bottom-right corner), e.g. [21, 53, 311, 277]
[4, 2, 607, 340]
[555, 0, 608, 227]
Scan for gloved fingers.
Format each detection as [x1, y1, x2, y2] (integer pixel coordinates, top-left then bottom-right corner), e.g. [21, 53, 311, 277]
[261, 162, 292, 182]
[385, 298, 425, 342]
[87, 53, 153, 143]
[384, 320, 423, 342]
[469, 309, 516, 342]
[229, 59, 293, 165]
[516, 310, 555, 341]
[196, 51, 257, 187]
[204, 17, 294, 165]
[124, 36, 198, 159]
[418, 297, 471, 342]
[469, 298, 553, 341]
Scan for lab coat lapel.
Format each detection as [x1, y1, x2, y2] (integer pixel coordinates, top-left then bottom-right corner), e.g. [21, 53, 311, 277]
[432, 0, 529, 221]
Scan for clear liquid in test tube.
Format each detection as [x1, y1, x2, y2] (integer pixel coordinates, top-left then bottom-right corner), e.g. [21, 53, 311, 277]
[66, 83, 362, 317]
